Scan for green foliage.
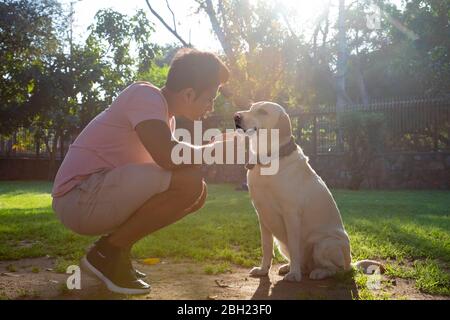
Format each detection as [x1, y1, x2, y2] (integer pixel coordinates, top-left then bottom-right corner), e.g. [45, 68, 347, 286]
[0, 0, 63, 134]
[207, 0, 298, 105]
[2, 0, 449, 136]
[136, 64, 170, 89]
[0, 3, 167, 179]
[1, 0, 449, 172]
[1, 3, 161, 138]
[87, 8, 159, 104]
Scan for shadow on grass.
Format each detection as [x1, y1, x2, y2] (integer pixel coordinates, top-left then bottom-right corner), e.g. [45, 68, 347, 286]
[251, 276, 358, 300]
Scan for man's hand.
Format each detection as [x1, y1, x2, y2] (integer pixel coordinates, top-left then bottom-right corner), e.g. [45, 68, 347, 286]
[210, 131, 245, 143]
[207, 131, 247, 165]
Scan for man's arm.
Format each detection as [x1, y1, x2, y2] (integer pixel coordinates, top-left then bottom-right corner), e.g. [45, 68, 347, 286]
[136, 119, 193, 170]
[135, 119, 245, 170]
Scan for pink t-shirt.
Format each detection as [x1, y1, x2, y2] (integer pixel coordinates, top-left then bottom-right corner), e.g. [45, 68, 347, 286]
[52, 81, 175, 197]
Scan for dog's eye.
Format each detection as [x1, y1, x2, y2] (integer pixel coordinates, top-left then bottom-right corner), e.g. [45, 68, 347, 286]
[257, 109, 268, 115]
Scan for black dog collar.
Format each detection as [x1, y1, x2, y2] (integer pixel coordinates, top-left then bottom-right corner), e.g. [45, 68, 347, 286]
[245, 136, 298, 170]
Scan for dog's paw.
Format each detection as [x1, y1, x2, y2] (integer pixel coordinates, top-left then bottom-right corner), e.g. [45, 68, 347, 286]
[278, 264, 290, 275]
[249, 267, 269, 277]
[309, 268, 335, 280]
[283, 271, 302, 282]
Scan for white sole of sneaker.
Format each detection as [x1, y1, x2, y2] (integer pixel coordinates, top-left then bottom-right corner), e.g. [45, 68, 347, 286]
[80, 256, 151, 295]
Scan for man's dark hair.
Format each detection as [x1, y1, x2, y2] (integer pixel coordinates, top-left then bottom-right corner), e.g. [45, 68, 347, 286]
[166, 48, 230, 97]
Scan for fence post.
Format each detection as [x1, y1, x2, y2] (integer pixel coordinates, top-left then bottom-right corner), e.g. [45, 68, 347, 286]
[433, 101, 439, 152]
[312, 114, 317, 164]
[12, 132, 17, 156]
[35, 139, 40, 158]
[60, 135, 65, 160]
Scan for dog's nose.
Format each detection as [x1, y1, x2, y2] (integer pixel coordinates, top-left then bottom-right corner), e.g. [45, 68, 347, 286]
[234, 113, 241, 123]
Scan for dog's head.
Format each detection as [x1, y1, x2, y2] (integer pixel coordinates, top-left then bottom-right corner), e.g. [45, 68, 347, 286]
[234, 101, 292, 142]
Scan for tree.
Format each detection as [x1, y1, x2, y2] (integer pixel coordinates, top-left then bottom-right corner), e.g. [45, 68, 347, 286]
[147, 0, 300, 107]
[0, 0, 63, 134]
[28, 53, 78, 178]
[1, 2, 162, 178]
[387, 0, 450, 95]
[87, 9, 159, 105]
[196, 0, 291, 106]
[336, 0, 349, 111]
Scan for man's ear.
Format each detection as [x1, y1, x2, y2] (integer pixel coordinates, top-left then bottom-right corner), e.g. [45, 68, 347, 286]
[180, 88, 196, 104]
[274, 112, 292, 140]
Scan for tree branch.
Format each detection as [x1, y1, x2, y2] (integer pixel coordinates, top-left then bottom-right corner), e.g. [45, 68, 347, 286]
[201, 0, 235, 61]
[145, 0, 191, 47]
[280, 10, 298, 39]
[165, 0, 177, 32]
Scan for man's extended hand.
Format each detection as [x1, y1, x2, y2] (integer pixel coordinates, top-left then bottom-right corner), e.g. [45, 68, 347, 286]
[210, 130, 245, 143]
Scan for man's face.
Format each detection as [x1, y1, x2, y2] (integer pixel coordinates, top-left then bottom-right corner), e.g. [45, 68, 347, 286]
[185, 86, 219, 121]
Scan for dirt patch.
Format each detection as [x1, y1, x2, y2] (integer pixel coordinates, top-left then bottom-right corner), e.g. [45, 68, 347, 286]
[0, 257, 448, 300]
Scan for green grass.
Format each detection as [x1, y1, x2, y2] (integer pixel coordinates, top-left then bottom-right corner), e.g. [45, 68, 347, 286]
[0, 181, 449, 297]
[204, 262, 232, 275]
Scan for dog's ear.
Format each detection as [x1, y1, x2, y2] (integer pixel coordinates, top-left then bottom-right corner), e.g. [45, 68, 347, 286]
[274, 112, 292, 140]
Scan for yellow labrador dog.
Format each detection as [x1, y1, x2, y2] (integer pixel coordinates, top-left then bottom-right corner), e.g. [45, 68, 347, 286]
[234, 102, 379, 282]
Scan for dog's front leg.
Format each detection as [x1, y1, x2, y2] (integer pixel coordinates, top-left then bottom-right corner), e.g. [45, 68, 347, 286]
[283, 213, 302, 282]
[250, 221, 273, 277]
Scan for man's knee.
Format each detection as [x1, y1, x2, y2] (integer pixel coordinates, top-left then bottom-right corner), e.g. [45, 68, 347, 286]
[185, 182, 207, 214]
[170, 167, 204, 208]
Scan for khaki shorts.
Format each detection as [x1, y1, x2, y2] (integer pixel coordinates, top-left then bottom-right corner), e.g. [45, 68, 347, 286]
[52, 163, 172, 236]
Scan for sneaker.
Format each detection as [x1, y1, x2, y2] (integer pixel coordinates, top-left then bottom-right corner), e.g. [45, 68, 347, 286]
[92, 236, 147, 279]
[134, 268, 147, 279]
[81, 239, 151, 295]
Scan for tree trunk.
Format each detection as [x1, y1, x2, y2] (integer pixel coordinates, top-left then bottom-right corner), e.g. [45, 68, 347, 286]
[355, 31, 369, 107]
[203, 0, 236, 66]
[59, 130, 65, 159]
[201, 0, 251, 106]
[12, 132, 17, 156]
[355, 56, 369, 106]
[336, 0, 348, 152]
[35, 139, 40, 158]
[44, 132, 58, 181]
[336, 0, 348, 112]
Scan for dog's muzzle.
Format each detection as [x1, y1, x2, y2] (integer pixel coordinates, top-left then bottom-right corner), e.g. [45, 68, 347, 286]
[234, 113, 257, 133]
[234, 113, 243, 130]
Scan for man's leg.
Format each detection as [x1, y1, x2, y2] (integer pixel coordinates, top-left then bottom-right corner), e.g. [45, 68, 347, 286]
[183, 181, 207, 214]
[107, 166, 206, 249]
[81, 166, 206, 294]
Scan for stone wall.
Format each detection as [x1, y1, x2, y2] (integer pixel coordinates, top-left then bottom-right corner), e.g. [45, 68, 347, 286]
[202, 152, 450, 190]
[0, 158, 62, 181]
[1, 152, 449, 189]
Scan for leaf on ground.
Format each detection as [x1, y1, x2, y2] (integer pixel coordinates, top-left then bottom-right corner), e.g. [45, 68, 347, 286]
[141, 258, 161, 265]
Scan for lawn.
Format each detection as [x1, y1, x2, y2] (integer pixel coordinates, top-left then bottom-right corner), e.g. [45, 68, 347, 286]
[0, 181, 449, 297]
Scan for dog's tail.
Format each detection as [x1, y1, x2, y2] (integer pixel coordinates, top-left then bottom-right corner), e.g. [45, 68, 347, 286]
[351, 260, 386, 274]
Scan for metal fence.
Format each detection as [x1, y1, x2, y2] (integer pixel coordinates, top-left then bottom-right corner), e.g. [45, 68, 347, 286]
[0, 128, 67, 159]
[1, 96, 449, 159]
[288, 95, 450, 158]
